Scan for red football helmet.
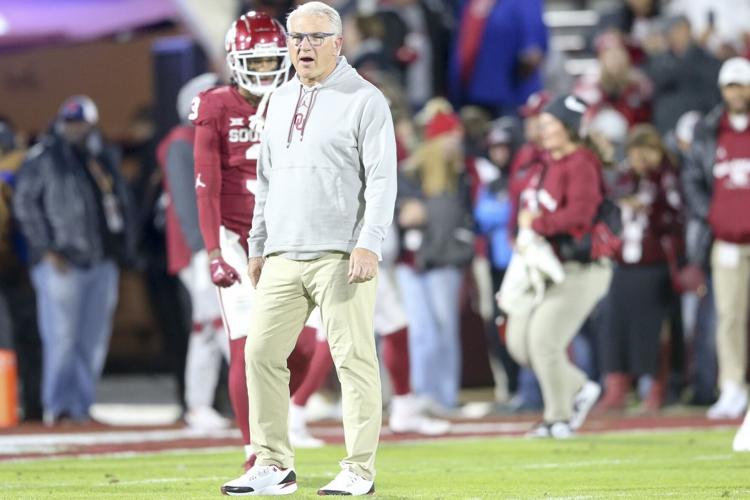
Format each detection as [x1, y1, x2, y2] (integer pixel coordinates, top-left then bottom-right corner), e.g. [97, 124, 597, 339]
[225, 11, 290, 95]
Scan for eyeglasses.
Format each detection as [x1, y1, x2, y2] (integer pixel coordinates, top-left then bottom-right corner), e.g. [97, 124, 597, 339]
[288, 32, 337, 47]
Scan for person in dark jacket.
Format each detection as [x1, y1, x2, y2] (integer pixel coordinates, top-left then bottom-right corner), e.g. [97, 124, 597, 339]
[13, 95, 134, 425]
[683, 57, 750, 420]
[643, 15, 722, 135]
[590, 0, 662, 64]
[474, 119, 518, 295]
[473, 118, 519, 402]
[375, 0, 453, 110]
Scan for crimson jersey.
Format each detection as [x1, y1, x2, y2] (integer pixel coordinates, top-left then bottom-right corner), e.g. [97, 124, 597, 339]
[191, 85, 261, 253]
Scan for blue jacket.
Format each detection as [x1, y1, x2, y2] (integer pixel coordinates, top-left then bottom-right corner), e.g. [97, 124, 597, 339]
[474, 185, 513, 270]
[449, 0, 547, 112]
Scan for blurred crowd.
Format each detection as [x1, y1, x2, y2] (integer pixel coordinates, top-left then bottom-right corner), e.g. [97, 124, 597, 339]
[1, 0, 750, 430]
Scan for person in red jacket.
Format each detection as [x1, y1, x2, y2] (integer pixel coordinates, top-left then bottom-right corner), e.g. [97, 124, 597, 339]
[575, 32, 652, 127]
[191, 11, 318, 468]
[505, 94, 613, 438]
[158, 73, 232, 431]
[596, 124, 683, 414]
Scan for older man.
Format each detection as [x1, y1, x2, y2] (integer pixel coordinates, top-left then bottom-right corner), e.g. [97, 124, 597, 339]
[220, 1, 397, 496]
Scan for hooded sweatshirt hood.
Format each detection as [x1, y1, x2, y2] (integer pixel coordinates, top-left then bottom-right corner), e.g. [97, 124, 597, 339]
[286, 58, 358, 147]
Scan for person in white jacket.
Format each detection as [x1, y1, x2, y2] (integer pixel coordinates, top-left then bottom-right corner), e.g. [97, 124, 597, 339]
[221, 2, 397, 497]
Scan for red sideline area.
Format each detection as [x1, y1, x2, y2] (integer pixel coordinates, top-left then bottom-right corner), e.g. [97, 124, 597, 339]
[0, 413, 740, 462]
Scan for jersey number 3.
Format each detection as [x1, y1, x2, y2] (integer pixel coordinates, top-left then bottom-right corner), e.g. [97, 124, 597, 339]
[188, 96, 201, 121]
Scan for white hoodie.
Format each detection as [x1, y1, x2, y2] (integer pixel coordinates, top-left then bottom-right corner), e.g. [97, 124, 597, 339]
[248, 57, 397, 259]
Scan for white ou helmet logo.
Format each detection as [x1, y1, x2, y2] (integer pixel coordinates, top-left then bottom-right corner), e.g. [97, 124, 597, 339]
[564, 95, 587, 114]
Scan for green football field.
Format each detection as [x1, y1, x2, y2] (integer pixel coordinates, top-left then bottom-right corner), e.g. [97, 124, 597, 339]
[2, 429, 749, 499]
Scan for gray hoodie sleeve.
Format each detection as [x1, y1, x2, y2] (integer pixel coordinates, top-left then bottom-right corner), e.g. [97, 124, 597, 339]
[354, 92, 398, 259]
[165, 139, 204, 253]
[248, 129, 270, 258]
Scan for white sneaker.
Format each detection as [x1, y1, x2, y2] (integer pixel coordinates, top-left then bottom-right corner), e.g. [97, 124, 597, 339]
[289, 428, 325, 448]
[318, 468, 374, 496]
[707, 382, 749, 420]
[185, 406, 230, 431]
[459, 401, 494, 419]
[733, 410, 750, 452]
[304, 393, 343, 422]
[525, 421, 573, 439]
[549, 421, 573, 439]
[221, 464, 297, 496]
[525, 421, 552, 438]
[570, 381, 601, 430]
[389, 412, 451, 436]
[389, 394, 451, 436]
[289, 403, 324, 448]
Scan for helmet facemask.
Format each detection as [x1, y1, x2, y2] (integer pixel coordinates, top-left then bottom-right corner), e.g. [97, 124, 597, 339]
[227, 44, 290, 96]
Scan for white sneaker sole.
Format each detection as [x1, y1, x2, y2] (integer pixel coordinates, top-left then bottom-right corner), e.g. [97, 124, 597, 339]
[707, 403, 747, 420]
[221, 481, 297, 496]
[318, 483, 375, 496]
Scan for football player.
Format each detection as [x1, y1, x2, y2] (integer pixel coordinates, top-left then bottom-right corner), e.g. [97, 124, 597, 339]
[190, 11, 319, 469]
[158, 73, 231, 431]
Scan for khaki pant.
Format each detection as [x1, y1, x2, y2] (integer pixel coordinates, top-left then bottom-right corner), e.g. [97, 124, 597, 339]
[506, 261, 612, 422]
[711, 241, 750, 388]
[245, 253, 381, 480]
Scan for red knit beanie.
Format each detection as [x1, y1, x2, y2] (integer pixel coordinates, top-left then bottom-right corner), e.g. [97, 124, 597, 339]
[425, 112, 462, 140]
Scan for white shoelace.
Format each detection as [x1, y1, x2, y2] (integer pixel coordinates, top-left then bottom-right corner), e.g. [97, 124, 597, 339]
[244, 465, 277, 481]
[334, 470, 361, 488]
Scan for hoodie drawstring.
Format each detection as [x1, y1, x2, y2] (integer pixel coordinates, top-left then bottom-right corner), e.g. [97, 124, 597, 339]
[299, 88, 318, 143]
[286, 86, 303, 148]
[249, 90, 272, 135]
[286, 85, 319, 148]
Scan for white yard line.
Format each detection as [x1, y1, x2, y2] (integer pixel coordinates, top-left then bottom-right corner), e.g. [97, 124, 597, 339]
[103, 476, 226, 486]
[313, 420, 533, 437]
[0, 419, 737, 460]
[0, 428, 240, 455]
[1, 445, 239, 464]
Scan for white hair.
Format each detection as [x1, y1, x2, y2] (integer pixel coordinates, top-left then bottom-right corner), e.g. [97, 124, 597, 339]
[286, 1, 342, 36]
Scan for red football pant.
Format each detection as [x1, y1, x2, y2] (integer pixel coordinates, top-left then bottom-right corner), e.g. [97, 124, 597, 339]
[292, 338, 334, 407]
[291, 327, 413, 407]
[382, 327, 410, 396]
[228, 326, 317, 445]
